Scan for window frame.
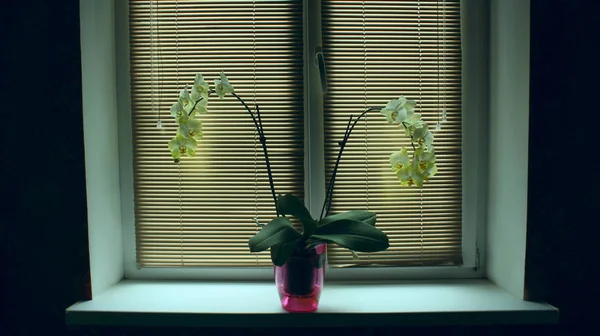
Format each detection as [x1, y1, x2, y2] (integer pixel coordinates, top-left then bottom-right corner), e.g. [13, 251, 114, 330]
[117, 0, 487, 281]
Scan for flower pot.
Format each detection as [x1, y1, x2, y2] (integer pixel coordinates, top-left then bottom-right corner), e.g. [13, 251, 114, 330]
[274, 244, 326, 312]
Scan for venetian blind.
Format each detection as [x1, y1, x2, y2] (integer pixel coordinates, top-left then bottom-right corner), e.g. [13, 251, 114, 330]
[129, 0, 304, 267]
[322, 0, 463, 267]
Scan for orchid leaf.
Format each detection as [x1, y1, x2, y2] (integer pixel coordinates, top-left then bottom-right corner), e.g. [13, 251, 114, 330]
[312, 218, 388, 252]
[277, 194, 317, 236]
[319, 210, 376, 227]
[248, 217, 301, 252]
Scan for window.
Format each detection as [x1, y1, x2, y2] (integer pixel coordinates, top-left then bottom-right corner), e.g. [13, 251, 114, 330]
[124, 0, 474, 276]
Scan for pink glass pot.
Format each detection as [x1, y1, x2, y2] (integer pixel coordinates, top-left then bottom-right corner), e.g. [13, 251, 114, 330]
[274, 244, 326, 312]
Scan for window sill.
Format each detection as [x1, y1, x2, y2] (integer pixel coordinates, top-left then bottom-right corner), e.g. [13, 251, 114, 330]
[65, 279, 557, 327]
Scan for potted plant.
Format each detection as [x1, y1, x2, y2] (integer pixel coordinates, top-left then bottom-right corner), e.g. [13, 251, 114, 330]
[167, 72, 438, 312]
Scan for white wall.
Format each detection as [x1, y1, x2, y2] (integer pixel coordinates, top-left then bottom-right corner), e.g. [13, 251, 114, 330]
[79, 0, 123, 298]
[487, 0, 530, 299]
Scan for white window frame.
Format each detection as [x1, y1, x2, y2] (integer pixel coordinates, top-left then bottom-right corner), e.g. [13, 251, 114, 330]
[115, 0, 487, 281]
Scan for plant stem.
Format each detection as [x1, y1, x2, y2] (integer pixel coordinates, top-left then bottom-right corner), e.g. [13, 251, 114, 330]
[320, 115, 353, 220]
[186, 90, 279, 216]
[255, 104, 280, 217]
[231, 92, 280, 217]
[320, 107, 381, 219]
[231, 93, 261, 131]
[188, 89, 215, 117]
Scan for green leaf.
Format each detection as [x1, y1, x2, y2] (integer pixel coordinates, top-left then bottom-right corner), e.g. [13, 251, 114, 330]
[248, 217, 301, 252]
[270, 238, 301, 267]
[277, 194, 317, 236]
[312, 218, 389, 252]
[319, 210, 377, 227]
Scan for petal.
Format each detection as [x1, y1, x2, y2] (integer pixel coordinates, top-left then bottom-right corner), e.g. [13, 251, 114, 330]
[170, 103, 182, 118]
[394, 107, 407, 123]
[425, 131, 435, 145]
[188, 119, 203, 139]
[406, 112, 422, 125]
[194, 74, 210, 100]
[178, 87, 192, 107]
[421, 151, 435, 163]
[193, 99, 208, 114]
[413, 124, 430, 141]
[170, 103, 188, 123]
[214, 79, 226, 99]
[178, 118, 202, 140]
[390, 150, 408, 172]
[385, 99, 401, 111]
[427, 163, 438, 177]
[220, 72, 234, 92]
[191, 87, 202, 101]
[413, 174, 424, 187]
[390, 151, 402, 164]
[380, 108, 395, 124]
[195, 73, 208, 88]
[220, 72, 230, 85]
[168, 136, 180, 152]
[185, 137, 198, 156]
[396, 96, 407, 107]
[396, 169, 411, 181]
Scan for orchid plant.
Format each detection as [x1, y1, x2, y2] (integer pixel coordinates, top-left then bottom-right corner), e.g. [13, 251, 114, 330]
[167, 72, 438, 266]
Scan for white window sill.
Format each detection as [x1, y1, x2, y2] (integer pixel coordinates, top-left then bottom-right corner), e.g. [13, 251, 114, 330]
[66, 279, 557, 327]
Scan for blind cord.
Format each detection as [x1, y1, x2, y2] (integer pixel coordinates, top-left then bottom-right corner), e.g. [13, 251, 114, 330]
[443, 0, 447, 123]
[175, 0, 183, 267]
[436, 1, 441, 131]
[157, 0, 163, 129]
[253, 0, 259, 267]
[362, 0, 371, 266]
[149, 0, 156, 127]
[150, 0, 162, 129]
[362, 1, 369, 213]
[418, 0, 424, 267]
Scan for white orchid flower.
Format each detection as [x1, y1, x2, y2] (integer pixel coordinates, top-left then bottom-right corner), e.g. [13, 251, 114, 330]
[179, 118, 203, 141]
[380, 96, 409, 124]
[168, 133, 197, 162]
[214, 72, 234, 99]
[413, 124, 434, 150]
[191, 73, 210, 101]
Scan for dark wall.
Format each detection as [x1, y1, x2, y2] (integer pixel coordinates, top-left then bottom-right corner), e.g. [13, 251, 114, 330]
[1, 0, 90, 335]
[525, 0, 600, 331]
[0, 0, 597, 335]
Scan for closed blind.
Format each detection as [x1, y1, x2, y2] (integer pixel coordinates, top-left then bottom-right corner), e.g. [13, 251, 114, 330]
[323, 0, 463, 267]
[129, 0, 304, 267]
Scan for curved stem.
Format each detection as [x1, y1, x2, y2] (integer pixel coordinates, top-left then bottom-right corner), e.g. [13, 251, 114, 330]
[320, 115, 353, 220]
[230, 93, 279, 216]
[231, 92, 261, 132]
[347, 107, 382, 138]
[320, 107, 382, 219]
[255, 104, 280, 217]
[186, 90, 279, 216]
